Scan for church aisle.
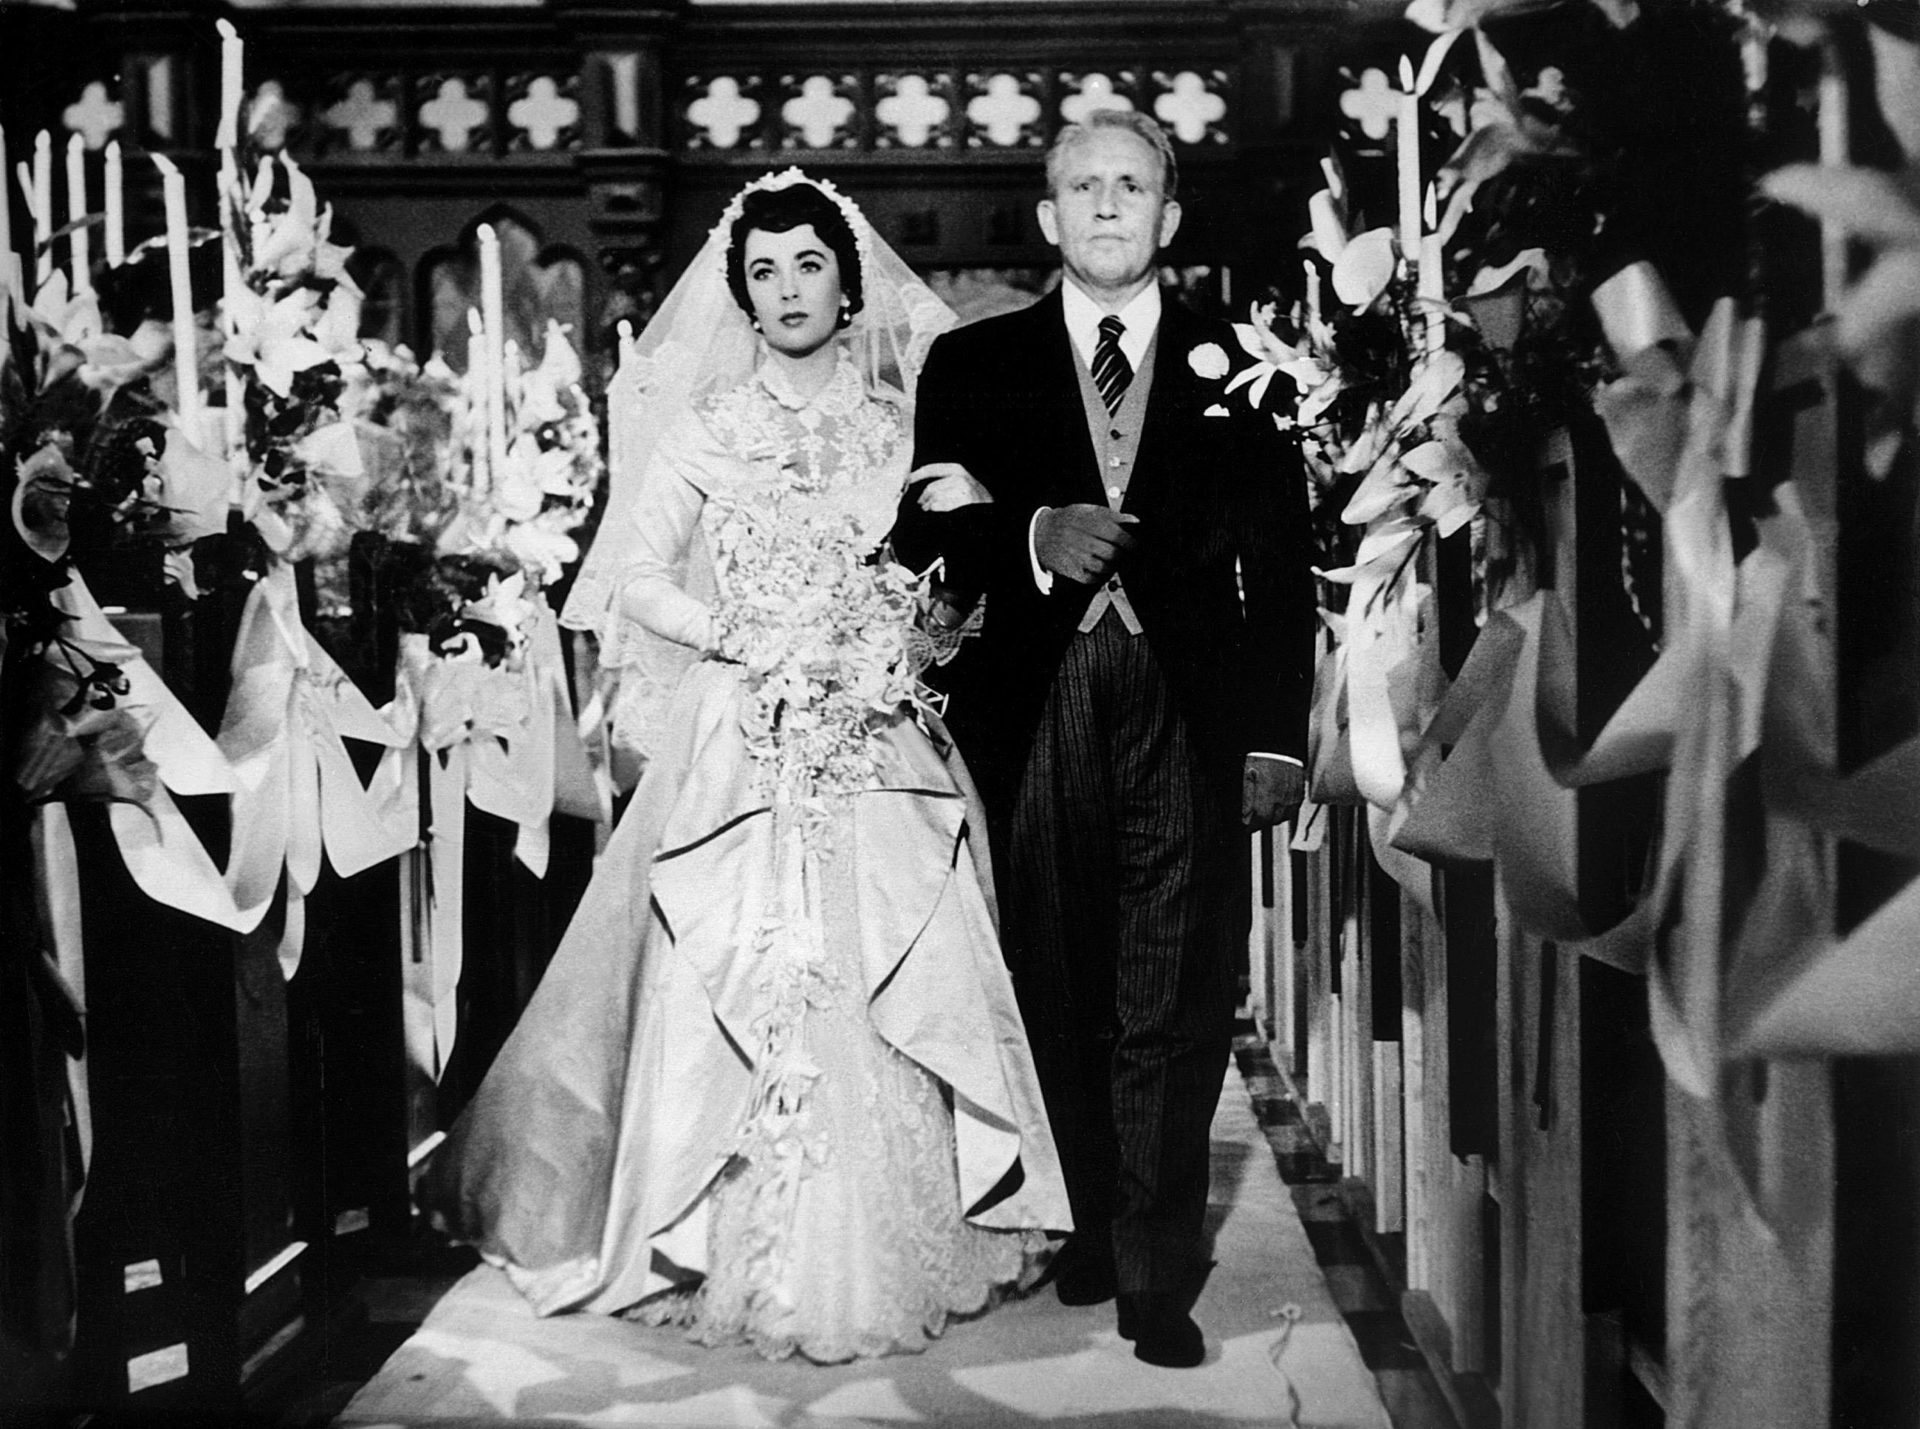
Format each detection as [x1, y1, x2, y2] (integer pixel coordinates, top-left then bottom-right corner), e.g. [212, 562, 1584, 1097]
[333, 1058, 1392, 1428]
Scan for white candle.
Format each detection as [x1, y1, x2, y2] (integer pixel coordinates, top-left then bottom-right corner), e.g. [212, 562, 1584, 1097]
[216, 18, 245, 151]
[466, 306, 489, 492]
[1419, 232, 1445, 356]
[33, 131, 52, 289]
[477, 224, 507, 496]
[152, 154, 201, 429]
[0, 127, 14, 309]
[1304, 257, 1321, 328]
[65, 133, 91, 298]
[219, 149, 247, 458]
[1819, 53, 1849, 309]
[103, 140, 124, 266]
[1395, 58, 1421, 269]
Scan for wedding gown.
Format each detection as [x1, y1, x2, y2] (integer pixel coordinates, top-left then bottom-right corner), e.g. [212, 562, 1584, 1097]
[422, 353, 1070, 1364]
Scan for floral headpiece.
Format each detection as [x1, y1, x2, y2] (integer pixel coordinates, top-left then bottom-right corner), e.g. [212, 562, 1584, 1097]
[709, 167, 876, 280]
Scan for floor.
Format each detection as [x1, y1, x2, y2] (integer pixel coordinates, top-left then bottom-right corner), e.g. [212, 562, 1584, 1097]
[268, 1031, 1450, 1429]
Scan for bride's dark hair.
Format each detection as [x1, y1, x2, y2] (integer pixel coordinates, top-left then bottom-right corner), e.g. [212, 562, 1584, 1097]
[725, 181, 866, 324]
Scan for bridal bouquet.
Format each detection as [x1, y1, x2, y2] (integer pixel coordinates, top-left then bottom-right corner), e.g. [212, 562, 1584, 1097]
[707, 498, 923, 805]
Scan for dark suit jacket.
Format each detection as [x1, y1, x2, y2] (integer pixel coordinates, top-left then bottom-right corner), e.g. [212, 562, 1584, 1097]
[893, 287, 1315, 821]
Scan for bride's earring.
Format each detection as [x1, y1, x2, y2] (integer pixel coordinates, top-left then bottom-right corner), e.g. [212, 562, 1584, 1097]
[836, 299, 853, 330]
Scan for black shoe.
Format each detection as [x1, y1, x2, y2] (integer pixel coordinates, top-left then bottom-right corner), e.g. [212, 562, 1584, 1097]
[1118, 1293, 1205, 1368]
[1050, 1237, 1117, 1307]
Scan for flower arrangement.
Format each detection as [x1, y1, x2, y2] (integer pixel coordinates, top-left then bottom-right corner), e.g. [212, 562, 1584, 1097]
[218, 153, 368, 567]
[332, 325, 602, 670]
[707, 494, 924, 808]
[439, 320, 602, 590]
[1233, 21, 1616, 614]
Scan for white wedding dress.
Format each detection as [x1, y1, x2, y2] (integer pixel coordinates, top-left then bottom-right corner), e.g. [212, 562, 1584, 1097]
[423, 352, 1070, 1364]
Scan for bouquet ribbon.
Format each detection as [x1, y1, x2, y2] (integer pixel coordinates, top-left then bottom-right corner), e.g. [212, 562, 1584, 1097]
[218, 561, 416, 977]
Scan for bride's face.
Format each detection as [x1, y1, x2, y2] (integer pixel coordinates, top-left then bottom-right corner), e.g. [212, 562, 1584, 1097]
[742, 224, 844, 360]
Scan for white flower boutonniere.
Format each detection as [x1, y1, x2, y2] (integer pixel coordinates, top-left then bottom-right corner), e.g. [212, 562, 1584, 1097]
[1188, 342, 1231, 380]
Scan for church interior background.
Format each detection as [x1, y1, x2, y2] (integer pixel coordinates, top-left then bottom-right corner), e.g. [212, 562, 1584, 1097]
[2, 0, 1917, 1427]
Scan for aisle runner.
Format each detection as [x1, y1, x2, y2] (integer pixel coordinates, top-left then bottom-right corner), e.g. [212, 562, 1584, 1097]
[338, 1069, 1389, 1428]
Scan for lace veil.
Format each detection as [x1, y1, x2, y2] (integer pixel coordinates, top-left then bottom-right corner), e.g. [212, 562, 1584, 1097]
[560, 168, 956, 757]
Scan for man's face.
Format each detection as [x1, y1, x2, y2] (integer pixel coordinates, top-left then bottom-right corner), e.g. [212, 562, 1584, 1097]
[1037, 127, 1181, 300]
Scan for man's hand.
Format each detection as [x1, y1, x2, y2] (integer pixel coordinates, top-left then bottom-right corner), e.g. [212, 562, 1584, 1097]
[1035, 503, 1139, 585]
[911, 462, 993, 512]
[1242, 757, 1305, 829]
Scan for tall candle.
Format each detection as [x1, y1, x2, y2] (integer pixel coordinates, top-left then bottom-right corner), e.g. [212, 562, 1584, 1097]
[1419, 184, 1445, 355]
[477, 224, 507, 496]
[218, 149, 247, 458]
[65, 133, 91, 298]
[465, 306, 489, 492]
[1819, 52, 1849, 310]
[0, 127, 14, 309]
[151, 154, 201, 430]
[216, 18, 245, 151]
[1395, 58, 1421, 268]
[33, 131, 52, 289]
[103, 140, 124, 266]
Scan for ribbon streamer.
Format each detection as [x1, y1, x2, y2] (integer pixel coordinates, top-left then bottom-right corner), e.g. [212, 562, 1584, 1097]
[218, 561, 416, 977]
[50, 575, 250, 931]
[388, 607, 598, 1077]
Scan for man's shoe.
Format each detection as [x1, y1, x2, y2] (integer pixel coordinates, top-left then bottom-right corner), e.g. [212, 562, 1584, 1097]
[1050, 1238, 1117, 1307]
[1117, 1294, 1205, 1368]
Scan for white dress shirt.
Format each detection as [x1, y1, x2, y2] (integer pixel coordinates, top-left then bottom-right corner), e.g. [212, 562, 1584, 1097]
[1028, 277, 1299, 773]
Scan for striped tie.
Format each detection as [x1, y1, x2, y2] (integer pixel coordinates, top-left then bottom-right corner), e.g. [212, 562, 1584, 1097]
[1092, 314, 1131, 415]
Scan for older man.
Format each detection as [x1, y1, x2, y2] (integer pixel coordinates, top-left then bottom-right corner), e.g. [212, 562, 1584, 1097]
[894, 110, 1314, 1366]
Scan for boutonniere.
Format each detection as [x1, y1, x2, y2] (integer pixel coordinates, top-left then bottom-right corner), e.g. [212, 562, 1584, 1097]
[1187, 342, 1231, 380]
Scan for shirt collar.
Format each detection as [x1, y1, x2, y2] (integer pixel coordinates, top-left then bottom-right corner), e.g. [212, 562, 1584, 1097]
[1060, 278, 1161, 372]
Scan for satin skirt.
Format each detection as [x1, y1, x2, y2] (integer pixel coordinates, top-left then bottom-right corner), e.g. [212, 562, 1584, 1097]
[421, 661, 1071, 1361]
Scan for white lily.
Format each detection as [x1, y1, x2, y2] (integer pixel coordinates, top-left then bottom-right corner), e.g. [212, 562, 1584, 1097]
[224, 285, 332, 397]
[1332, 227, 1400, 310]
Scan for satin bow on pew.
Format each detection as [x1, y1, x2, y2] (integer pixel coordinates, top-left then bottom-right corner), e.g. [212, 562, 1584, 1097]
[1302, 270, 1769, 974]
[387, 605, 598, 1078]
[218, 560, 417, 978]
[25, 573, 247, 931]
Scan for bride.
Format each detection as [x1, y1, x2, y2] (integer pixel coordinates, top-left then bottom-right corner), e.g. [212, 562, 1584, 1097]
[421, 169, 1070, 1364]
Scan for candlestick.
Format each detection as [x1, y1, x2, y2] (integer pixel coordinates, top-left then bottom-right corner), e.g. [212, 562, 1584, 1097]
[216, 18, 245, 152]
[1395, 58, 1421, 269]
[65, 134, 91, 298]
[103, 141, 124, 266]
[477, 225, 507, 498]
[33, 131, 52, 290]
[1818, 50, 1849, 311]
[152, 154, 202, 430]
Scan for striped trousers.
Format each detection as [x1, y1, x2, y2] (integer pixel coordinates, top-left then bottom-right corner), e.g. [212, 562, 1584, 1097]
[1004, 610, 1243, 1296]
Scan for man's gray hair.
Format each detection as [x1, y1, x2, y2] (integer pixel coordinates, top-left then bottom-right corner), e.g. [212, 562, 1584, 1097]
[1045, 109, 1179, 202]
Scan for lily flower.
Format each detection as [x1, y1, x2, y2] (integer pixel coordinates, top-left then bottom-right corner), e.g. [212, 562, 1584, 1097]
[224, 285, 333, 397]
